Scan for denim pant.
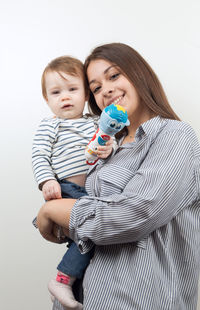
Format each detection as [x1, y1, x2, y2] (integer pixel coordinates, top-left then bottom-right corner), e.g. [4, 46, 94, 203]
[57, 179, 93, 279]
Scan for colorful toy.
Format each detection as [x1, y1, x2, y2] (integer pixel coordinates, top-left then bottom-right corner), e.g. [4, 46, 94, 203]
[85, 104, 130, 165]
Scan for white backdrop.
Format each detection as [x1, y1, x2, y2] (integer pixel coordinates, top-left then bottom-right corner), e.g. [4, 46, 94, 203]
[1, 1, 200, 309]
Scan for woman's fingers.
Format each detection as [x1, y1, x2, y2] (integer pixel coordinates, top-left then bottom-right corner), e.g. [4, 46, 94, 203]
[97, 139, 113, 158]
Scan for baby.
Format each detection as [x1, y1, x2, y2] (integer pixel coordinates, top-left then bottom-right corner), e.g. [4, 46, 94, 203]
[32, 56, 113, 309]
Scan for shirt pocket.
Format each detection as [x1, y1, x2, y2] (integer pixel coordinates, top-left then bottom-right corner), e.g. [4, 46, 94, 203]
[98, 164, 134, 196]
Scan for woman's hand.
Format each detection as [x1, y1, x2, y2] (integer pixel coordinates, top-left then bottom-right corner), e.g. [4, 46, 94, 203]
[97, 138, 114, 159]
[37, 198, 76, 243]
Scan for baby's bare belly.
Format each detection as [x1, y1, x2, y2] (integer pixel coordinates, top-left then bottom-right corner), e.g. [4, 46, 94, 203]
[66, 174, 86, 187]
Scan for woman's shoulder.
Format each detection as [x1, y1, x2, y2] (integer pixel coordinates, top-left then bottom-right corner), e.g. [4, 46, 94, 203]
[162, 119, 199, 151]
[164, 119, 197, 138]
[142, 117, 197, 144]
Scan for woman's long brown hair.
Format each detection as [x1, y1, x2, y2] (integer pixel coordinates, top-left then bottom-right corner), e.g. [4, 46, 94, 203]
[84, 43, 180, 121]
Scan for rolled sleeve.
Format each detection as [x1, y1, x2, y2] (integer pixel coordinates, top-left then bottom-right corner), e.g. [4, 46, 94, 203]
[69, 197, 96, 253]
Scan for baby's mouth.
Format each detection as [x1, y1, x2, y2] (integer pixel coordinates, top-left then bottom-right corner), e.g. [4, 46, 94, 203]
[62, 104, 72, 109]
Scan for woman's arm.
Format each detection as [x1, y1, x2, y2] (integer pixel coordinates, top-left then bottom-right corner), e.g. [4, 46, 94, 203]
[69, 126, 199, 252]
[36, 123, 199, 252]
[37, 198, 76, 243]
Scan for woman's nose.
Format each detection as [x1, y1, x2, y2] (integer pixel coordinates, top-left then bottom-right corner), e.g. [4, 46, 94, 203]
[103, 84, 114, 97]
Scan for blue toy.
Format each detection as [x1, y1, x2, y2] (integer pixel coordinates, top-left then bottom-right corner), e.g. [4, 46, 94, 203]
[85, 104, 130, 165]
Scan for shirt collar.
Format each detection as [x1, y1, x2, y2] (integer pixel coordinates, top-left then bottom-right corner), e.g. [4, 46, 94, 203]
[135, 116, 167, 142]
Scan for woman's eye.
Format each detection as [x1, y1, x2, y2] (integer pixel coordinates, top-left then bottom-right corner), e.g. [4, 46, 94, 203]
[110, 73, 120, 80]
[93, 86, 101, 94]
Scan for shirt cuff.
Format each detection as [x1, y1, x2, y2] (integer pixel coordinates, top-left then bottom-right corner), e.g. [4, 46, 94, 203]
[69, 196, 96, 254]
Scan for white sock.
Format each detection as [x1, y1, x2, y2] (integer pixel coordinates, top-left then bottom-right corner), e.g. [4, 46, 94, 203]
[48, 277, 83, 309]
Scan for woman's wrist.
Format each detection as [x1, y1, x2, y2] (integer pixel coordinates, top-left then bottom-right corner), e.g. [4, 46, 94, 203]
[37, 202, 59, 243]
[37, 198, 76, 242]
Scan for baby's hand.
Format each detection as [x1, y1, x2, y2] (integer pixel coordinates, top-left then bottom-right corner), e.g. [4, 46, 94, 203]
[42, 180, 62, 201]
[96, 138, 114, 159]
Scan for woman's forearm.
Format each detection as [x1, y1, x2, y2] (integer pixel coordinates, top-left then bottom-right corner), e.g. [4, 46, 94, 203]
[37, 198, 76, 243]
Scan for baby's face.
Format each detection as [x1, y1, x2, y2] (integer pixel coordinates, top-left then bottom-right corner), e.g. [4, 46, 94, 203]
[45, 71, 86, 119]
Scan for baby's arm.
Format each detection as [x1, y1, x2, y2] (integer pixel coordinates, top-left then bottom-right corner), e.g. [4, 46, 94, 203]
[32, 118, 57, 187]
[41, 179, 62, 201]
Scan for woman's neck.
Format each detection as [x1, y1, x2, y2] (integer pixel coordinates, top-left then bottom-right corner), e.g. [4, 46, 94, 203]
[127, 109, 154, 139]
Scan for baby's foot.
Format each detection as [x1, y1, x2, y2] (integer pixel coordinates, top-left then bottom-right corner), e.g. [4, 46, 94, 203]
[48, 279, 83, 309]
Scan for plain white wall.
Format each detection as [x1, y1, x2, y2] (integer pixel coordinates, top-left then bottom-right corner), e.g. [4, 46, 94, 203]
[1, 1, 200, 309]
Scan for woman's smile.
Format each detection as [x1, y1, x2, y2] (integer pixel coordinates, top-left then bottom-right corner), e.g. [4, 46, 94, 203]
[87, 59, 151, 128]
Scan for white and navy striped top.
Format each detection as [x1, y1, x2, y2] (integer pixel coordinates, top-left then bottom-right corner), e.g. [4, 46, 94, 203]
[70, 116, 200, 310]
[32, 115, 97, 187]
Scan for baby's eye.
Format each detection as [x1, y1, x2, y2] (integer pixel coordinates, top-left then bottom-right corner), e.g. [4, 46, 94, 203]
[110, 73, 120, 80]
[51, 90, 60, 95]
[69, 87, 77, 91]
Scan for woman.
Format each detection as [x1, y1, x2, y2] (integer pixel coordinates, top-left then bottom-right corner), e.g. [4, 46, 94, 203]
[37, 43, 200, 309]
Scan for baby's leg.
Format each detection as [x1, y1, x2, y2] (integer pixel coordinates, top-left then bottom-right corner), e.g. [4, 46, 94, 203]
[48, 242, 92, 309]
[49, 180, 89, 307]
[48, 273, 82, 309]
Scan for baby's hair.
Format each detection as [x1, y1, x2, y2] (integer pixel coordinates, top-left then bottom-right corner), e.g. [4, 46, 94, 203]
[41, 56, 88, 100]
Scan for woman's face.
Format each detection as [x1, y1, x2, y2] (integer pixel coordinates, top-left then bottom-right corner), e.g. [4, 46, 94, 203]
[87, 59, 149, 125]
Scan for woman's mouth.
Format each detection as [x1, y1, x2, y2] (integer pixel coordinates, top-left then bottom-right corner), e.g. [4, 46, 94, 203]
[109, 95, 124, 106]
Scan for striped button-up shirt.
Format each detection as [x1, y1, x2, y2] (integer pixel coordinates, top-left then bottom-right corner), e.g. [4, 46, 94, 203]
[70, 116, 200, 310]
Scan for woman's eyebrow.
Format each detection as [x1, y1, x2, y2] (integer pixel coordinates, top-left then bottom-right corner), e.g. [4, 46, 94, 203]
[89, 65, 117, 85]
